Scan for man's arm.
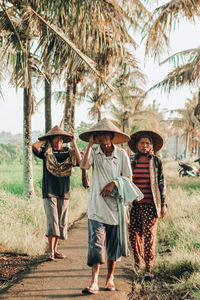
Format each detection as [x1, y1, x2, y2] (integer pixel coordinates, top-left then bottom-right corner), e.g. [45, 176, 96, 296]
[80, 135, 94, 170]
[32, 140, 46, 153]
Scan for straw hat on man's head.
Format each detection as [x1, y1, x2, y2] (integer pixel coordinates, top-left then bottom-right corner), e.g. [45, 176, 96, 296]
[38, 125, 73, 143]
[79, 118, 130, 144]
[128, 130, 163, 153]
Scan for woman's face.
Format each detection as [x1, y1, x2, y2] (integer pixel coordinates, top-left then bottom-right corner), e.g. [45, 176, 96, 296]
[137, 137, 153, 155]
[52, 136, 64, 149]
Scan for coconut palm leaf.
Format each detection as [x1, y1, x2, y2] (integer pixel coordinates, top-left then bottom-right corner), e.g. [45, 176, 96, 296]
[145, 0, 200, 56]
[160, 47, 200, 66]
[0, 0, 24, 51]
[161, 47, 200, 83]
[148, 61, 198, 93]
[28, 6, 118, 94]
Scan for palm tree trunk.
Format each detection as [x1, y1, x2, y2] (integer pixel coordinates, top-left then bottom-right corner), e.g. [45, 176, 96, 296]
[175, 135, 179, 154]
[45, 72, 52, 132]
[64, 78, 72, 132]
[23, 83, 34, 198]
[184, 132, 190, 158]
[96, 78, 101, 122]
[195, 140, 198, 157]
[97, 110, 101, 122]
[71, 81, 77, 131]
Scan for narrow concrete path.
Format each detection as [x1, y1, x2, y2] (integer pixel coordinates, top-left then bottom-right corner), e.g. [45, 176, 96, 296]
[0, 217, 134, 300]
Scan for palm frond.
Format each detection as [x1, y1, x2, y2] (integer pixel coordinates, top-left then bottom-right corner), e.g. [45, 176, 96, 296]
[160, 46, 200, 66]
[28, 6, 118, 94]
[0, 0, 24, 51]
[145, 0, 200, 56]
[148, 62, 198, 93]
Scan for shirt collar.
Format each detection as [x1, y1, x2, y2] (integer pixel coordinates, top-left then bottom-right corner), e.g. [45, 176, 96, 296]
[94, 144, 118, 158]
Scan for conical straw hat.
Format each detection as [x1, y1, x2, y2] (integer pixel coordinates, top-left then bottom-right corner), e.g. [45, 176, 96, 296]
[128, 130, 163, 153]
[79, 118, 130, 144]
[38, 125, 73, 143]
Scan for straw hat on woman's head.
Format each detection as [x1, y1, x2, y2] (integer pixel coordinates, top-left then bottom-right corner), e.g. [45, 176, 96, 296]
[128, 130, 163, 153]
[79, 118, 130, 144]
[38, 125, 73, 143]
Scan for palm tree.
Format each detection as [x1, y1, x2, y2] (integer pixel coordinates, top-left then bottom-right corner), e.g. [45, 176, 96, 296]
[44, 70, 52, 133]
[144, 1, 200, 108]
[0, 0, 121, 197]
[108, 58, 146, 133]
[35, 0, 149, 130]
[0, 0, 37, 197]
[169, 94, 200, 157]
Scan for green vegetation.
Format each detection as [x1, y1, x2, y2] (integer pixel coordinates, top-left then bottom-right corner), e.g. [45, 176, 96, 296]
[0, 162, 89, 255]
[129, 161, 200, 300]
[0, 160, 200, 298]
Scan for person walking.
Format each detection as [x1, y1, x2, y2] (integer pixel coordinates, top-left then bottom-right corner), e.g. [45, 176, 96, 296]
[79, 118, 133, 295]
[32, 125, 81, 261]
[128, 130, 167, 279]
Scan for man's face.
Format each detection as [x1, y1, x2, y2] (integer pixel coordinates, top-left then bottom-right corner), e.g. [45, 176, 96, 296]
[52, 136, 64, 149]
[94, 132, 113, 145]
[137, 137, 153, 154]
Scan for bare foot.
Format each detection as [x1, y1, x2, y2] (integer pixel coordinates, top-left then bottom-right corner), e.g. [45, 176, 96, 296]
[104, 278, 115, 291]
[82, 282, 99, 294]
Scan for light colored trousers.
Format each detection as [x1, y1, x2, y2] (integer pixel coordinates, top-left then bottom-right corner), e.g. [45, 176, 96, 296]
[43, 197, 69, 240]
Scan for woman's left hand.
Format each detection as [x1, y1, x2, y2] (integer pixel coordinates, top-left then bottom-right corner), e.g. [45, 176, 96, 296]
[71, 133, 76, 145]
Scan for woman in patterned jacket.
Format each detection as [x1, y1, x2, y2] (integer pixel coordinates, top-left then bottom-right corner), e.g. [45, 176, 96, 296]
[32, 126, 81, 261]
[128, 130, 167, 279]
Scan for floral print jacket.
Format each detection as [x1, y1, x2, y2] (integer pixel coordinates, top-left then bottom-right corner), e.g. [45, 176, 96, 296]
[130, 154, 167, 218]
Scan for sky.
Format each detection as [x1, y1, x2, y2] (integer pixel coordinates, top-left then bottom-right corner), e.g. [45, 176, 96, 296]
[0, 3, 199, 135]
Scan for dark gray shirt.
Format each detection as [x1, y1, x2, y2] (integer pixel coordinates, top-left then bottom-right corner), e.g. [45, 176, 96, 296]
[33, 146, 71, 199]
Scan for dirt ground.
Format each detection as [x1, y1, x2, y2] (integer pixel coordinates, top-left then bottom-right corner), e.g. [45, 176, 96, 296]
[0, 217, 134, 300]
[0, 252, 47, 291]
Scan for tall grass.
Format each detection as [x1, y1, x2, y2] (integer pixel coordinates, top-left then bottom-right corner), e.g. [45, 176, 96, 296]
[1, 160, 200, 298]
[129, 161, 200, 300]
[0, 163, 89, 255]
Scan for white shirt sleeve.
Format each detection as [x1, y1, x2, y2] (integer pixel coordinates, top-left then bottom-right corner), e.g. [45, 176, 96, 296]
[121, 149, 132, 177]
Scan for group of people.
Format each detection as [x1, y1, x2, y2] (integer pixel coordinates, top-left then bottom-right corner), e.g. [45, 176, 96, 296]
[32, 118, 167, 295]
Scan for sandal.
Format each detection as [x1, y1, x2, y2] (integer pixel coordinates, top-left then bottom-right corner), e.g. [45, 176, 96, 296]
[144, 272, 154, 280]
[82, 286, 99, 295]
[54, 252, 66, 259]
[47, 253, 54, 261]
[104, 280, 115, 291]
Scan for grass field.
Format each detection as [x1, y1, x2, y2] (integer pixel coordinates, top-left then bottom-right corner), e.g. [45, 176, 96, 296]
[0, 160, 200, 298]
[129, 161, 200, 300]
[0, 162, 89, 255]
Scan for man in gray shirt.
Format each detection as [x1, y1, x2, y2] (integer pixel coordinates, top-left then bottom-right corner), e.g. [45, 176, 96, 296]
[80, 118, 132, 295]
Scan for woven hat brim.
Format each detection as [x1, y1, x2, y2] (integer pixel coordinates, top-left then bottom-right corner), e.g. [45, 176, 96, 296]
[79, 130, 130, 144]
[128, 130, 163, 152]
[38, 125, 73, 143]
[38, 134, 72, 143]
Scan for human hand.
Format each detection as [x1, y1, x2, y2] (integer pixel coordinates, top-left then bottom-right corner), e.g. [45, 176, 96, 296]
[160, 206, 167, 219]
[71, 132, 76, 145]
[88, 134, 94, 147]
[100, 182, 115, 197]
